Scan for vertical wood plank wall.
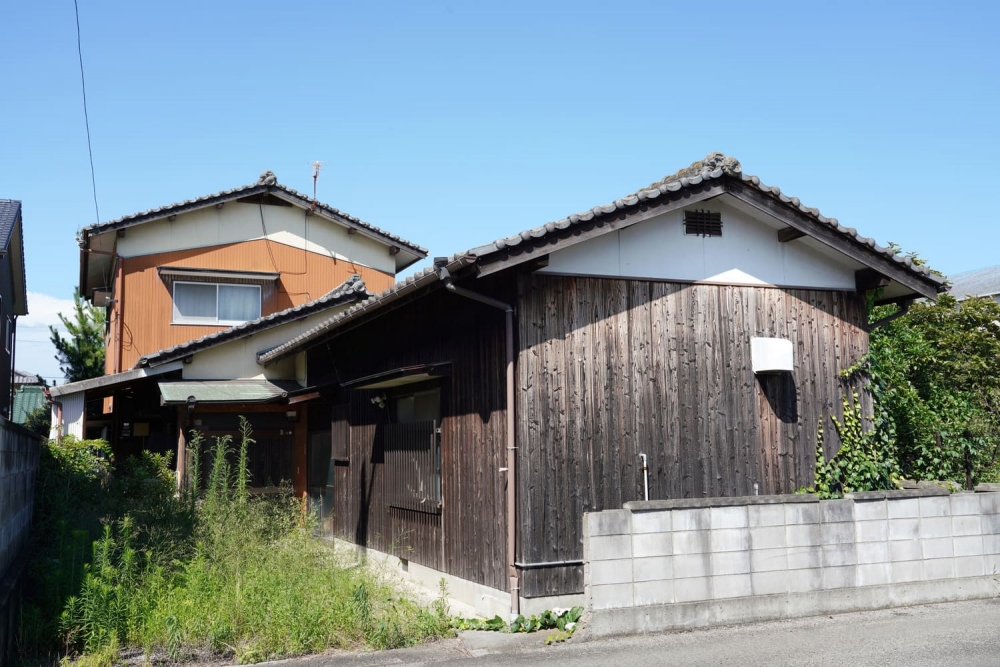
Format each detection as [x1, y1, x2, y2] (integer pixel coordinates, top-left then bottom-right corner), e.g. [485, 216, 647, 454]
[105, 239, 395, 373]
[309, 282, 511, 593]
[515, 273, 869, 597]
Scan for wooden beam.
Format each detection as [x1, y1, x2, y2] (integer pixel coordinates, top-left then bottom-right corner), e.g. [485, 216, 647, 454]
[777, 227, 806, 243]
[477, 181, 726, 278]
[287, 391, 321, 405]
[856, 268, 891, 293]
[725, 179, 940, 300]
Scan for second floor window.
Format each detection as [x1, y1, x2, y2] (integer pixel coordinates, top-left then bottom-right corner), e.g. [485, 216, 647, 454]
[172, 281, 261, 325]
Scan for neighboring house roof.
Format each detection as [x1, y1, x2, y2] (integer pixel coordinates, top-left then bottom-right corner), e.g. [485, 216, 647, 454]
[50, 360, 185, 398]
[78, 171, 427, 261]
[12, 385, 47, 423]
[258, 152, 947, 365]
[0, 199, 28, 315]
[0, 200, 20, 249]
[947, 265, 1000, 300]
[13, 369, 42, 385]
[134, 274, 370, 369]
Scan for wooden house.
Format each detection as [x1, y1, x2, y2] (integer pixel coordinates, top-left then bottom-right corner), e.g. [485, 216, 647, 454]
[256, 153, 947, 616]
[49, 172, 426, 494]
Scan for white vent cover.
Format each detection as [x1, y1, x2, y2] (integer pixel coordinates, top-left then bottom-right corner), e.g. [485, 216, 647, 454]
[751, 337, 793, 374]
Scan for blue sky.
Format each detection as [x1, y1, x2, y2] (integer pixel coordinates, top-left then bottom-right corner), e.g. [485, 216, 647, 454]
[2, 0, 997, 382]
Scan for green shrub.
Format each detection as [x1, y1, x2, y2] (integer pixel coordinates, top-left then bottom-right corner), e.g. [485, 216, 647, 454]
[44, 417, 450, 665]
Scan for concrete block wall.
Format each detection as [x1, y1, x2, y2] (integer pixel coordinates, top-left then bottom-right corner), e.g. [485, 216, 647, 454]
[0, 419, 42, 663]
[583, 489, 1000, 637]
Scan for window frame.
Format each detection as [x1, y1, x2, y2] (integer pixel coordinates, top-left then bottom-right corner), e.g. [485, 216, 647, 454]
[4, 316, 10, 354]
[171, 280, 262, 326]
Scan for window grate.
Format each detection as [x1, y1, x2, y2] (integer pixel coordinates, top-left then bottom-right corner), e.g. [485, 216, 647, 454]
[684, 209, 723, 237]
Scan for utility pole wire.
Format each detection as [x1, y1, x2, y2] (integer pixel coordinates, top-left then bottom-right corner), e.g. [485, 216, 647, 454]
[74, 0, 100, 224]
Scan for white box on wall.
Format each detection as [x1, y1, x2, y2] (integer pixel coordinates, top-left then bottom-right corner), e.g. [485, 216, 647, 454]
[751, 337, 793, 374]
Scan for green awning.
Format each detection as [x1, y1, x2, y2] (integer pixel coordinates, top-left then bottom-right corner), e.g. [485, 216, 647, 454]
[158, 380, 303, 406]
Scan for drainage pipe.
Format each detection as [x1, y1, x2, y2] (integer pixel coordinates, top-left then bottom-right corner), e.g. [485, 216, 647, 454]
[437, 268, 519, 618]
[639, 453, 649, 501]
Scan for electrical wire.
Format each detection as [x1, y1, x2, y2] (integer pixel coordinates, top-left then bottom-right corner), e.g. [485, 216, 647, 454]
[73, 0, 100, 225]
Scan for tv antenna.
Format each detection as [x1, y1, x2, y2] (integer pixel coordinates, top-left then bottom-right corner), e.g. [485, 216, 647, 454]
[310, 161, 325, 204]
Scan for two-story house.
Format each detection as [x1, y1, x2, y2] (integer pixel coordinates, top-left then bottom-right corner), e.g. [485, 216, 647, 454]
[50, 172, 425, 495]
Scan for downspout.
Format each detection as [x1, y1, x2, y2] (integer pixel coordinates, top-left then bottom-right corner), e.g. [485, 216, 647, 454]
[46, 387, 63, 439]
[436, 264, 520, 618]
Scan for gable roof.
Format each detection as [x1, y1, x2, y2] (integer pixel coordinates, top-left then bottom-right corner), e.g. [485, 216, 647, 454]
[0, 199, 28, 315]
[134, 274, 370, 369]
[948, 265, 1000, 301]
[258, 153, 947, 365]
[78, 170, 427, 268]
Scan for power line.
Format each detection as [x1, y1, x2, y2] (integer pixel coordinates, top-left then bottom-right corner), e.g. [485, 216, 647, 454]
[74, 0, 100, 224]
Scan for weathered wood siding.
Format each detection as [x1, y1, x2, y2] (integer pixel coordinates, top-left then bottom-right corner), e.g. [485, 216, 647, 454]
[515, 273, 869, 597]
[308, 282, 511, 592]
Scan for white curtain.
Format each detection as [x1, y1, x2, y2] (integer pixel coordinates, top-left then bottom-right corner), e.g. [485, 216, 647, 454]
[218, 284, 261, 323]
[173, 283, 217, 323]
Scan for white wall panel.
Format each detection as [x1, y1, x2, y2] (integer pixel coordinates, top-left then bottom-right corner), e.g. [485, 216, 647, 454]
[538, 195, 862, 290]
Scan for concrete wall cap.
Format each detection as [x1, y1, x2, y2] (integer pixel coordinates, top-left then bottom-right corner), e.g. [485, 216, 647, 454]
[625, 494, 819, 512]
[847, 488, 950, 500]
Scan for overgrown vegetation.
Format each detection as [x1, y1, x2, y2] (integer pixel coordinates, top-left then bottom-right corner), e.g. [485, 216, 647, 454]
[806, 391, 901, 498]
[24, 403, 52, 437]
[21, 420, 451, 665]
[809, 269, 1000, 496]
[865, 292, 1000, 485]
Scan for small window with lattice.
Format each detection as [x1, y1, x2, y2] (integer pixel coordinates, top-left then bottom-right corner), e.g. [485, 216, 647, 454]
[684, 210, 723, 237]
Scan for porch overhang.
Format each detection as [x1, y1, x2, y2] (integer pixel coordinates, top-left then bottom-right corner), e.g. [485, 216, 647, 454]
[158, 379, 303, 406]
[341, 363, 450, 390]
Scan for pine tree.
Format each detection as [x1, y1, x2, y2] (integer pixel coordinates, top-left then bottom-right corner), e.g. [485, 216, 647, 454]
[50, 290, 106, 382]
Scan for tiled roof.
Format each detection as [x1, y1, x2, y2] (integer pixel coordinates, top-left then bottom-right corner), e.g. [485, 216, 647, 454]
[0, 200, 20, 250]
[469, 152, 942, 282]
[79, 171, 427, 258]
[135, 275, 370, 368]
[13, 369, 41, 385]
[258, 153, 947, 365]
[948, 265, 1000, 300]
[12, 385, 47, 424]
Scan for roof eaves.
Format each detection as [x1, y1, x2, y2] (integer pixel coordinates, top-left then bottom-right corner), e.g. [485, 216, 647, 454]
[78, 172, 428, 258]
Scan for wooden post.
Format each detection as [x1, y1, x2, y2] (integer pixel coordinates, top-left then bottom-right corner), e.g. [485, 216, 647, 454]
[293, 405, 308, 495]
[176, 407, 186, 491]
[965, 445, 973, 491]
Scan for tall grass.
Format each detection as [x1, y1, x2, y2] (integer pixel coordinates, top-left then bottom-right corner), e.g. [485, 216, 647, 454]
[28, 418, 450, 665]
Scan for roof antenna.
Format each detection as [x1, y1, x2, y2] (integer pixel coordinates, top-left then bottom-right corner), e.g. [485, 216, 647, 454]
[310, 161, 324, 209]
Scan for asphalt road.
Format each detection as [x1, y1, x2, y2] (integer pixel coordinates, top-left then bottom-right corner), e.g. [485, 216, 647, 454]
[260, 598, 1000, 667]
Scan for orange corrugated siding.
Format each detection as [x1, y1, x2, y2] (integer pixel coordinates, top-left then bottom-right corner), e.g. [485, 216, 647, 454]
[107, 239, 394, 372]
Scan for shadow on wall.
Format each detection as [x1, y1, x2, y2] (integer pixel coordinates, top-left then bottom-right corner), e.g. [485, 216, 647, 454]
[757, 374, 799, 425]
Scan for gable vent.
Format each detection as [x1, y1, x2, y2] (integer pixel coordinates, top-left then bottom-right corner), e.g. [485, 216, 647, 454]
[684, 209, 722, 237]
